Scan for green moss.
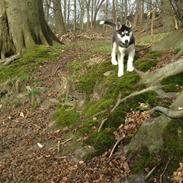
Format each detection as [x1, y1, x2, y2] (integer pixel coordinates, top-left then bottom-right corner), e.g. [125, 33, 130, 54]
[161, 118, 183, 173]
[53, 105, 80, 127]
[88, 40, 111, 53]
[78, 118, 98, 135]
[84, 98, 113, 117]
[85, 128, 115, 155]
[135, 51, 162, 72]
[76, 62, 113, 95]
[130, 118, 183, 176]
[131, 147, 158, 174]
[105, 72, 140, 99]
[161, 72, 183, 92]
[0, 45, 61, 83]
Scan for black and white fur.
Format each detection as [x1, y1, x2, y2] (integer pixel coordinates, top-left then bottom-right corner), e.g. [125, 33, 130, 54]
[100, 20, 135, 77]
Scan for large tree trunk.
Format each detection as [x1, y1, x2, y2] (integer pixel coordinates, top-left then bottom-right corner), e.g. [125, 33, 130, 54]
[52, 0, 66, 35]
[0, 0, 59, 59]
[161, 0, 175, 32]
[169, 0, 183, 28]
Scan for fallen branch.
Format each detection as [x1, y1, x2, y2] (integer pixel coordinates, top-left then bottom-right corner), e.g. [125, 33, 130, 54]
[98, 117, 108, 132]
[150, 106, 183, 118]
[109, 136, 123, 158]
[160, 159, 171, 183]
[145, 165, 158, 181]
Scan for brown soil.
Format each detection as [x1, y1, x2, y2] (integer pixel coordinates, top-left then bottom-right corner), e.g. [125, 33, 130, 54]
[0, 46, 128, 183]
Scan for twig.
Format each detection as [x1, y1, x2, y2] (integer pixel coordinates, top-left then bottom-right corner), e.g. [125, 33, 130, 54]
[160, 159, 171, 183]
[145, 165, 158, 181]
[57, 140, 61, 152]
[111, 92, 122, 113]
[92, 109, 107, 118]
[61, 137, 73, 145]
[109, 136, 124, 158]
[98, 118, 108, 132]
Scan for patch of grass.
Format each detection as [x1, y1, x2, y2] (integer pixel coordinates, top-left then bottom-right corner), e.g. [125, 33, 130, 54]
[53, 105, 80, 127]
[84, 98, 113, 117]
[105, 72, 140, 99]
[106, 91, 157, 128]
[0, 44, 61, 83]
[89, 40, 111, 53]
[137, 32, 170, 46]
[135, 51, 162, 72]
[76, 62, 113, 95]
[85, 128, 115, 155]
[161, 72, 183, 92]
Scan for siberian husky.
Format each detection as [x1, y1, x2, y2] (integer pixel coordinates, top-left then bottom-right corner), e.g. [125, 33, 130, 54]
[100, 20, 135, 77]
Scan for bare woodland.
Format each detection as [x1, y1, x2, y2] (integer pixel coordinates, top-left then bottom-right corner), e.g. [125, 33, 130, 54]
[0, 0, 183, 182]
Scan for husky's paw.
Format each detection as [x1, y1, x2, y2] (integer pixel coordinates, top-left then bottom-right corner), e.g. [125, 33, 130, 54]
[111, 59, 118, 65]
[118, 72, 124, 77]
[127, 66, 134, 72]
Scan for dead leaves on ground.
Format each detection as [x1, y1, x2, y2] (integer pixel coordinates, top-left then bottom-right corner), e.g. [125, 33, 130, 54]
[114, 111, 150, 141]
[171, 160, 183, 183]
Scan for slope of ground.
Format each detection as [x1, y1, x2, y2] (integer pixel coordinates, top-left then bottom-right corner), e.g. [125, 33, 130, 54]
[0, 31, 183, 183]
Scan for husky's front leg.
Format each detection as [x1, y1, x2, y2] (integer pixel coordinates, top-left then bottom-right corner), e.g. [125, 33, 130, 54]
[127, 46, 135, 72]
[118, 51, 125, 77]
[111, 42, 118, 65]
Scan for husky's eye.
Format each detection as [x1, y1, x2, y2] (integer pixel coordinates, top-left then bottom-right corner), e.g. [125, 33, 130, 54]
[126, 32, 129, 36]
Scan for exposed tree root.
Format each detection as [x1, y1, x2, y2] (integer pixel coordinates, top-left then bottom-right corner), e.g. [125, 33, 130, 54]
[98, 86, 159, 132]
[150, 106, 183, 118]
[111, 85, 160, 113]
[156, 89, 177, 99]
[125, 91, 183, 153]
[0, 53, 21, 65]
[141, 58, 183, 85]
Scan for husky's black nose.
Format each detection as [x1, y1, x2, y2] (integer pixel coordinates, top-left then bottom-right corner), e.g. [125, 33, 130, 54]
[125, 40, 128, 44]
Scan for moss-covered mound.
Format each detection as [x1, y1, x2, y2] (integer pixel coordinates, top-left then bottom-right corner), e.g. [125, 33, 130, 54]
[53, 41, 168, 157]
[129, 118, 183, 181]
[0, 45, 61, 83]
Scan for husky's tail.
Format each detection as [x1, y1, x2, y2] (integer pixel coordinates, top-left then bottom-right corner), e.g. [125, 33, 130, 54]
[99, 20, 116, 28]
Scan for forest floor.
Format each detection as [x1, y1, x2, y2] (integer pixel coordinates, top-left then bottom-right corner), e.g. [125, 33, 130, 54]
[0, 42, 129, 183]
[0, 31, 182, 183]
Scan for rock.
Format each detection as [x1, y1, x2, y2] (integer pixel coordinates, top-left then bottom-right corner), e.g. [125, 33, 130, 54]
[121, 175, 145, 183]
[103, 70, 113, 76]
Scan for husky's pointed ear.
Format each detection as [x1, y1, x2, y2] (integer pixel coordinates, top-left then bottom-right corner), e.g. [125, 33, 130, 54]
[116, 22, 122, 30]
[126, 20, 132, 28]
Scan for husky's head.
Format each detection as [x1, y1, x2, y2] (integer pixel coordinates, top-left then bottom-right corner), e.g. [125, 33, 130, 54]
[116, 21, 133, 46]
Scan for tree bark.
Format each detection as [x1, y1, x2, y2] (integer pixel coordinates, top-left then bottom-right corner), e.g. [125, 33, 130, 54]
[52, 0, 66, 35]
[161, 0, 175, 32]
[0, 0, 59, 59]
[169, 0, 183, 28]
